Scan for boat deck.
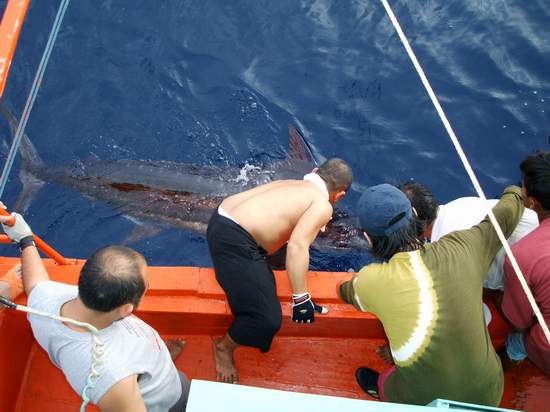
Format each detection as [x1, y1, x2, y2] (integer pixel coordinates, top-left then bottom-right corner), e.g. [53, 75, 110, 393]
[0, 257, 548, 411]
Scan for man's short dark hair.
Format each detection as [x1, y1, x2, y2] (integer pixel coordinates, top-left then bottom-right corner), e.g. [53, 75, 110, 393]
[369, 220, 424, 261]
[520, 150, 550, 210]
[398, 181, 439, 237]
[78, 246, 146, 312]
[316, 158, 353, 192]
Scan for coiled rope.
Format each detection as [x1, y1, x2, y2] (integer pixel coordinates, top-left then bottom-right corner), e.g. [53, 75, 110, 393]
[0, 296, 103, 412]
[0, 0, 72, 198]
[379, 0, 550, 345]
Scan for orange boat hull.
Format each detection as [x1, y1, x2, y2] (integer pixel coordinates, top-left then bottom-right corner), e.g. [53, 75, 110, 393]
[0, 256, 548, 411]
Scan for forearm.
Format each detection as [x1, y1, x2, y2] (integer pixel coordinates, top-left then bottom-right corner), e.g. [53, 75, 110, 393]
[21, 245, 49, 295]
[471, 186, 524, 263]
[338, 278, 367, 312]
[98, 375, 147, 412]
[490, 186, 524, 239]
[285, 242, 309, 294]
[102, 403, 146, 412]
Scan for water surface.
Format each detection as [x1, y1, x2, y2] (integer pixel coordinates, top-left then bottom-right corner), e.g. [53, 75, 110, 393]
[0, 0, 548, 269]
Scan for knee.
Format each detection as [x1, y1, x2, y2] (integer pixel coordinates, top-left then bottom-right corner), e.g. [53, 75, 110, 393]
[262, 307, 282, 335]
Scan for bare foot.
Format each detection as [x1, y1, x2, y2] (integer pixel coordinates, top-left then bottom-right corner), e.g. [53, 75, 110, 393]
[213, 336, 238, 384]
[376, 344, 394, 364]
[165, 338, 186, 361]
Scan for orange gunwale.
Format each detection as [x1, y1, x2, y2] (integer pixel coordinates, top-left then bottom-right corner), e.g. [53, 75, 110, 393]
[0, 256, 549, 411]
[0, 0, 30, 97]
[0, 2, 548, 410]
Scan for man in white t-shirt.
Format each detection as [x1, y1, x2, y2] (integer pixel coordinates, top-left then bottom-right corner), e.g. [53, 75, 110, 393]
[0, 207, 189, 412]
[399, 182, 538, 290]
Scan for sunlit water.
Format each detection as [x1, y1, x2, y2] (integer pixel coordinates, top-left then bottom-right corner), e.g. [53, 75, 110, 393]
[0, 0, 548, 270]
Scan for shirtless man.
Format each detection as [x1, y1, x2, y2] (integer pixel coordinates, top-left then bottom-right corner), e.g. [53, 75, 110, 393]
[207, 158, 352, 383]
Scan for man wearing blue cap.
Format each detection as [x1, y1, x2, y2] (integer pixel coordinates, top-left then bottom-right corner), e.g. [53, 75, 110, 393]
[339, 183, 524, 406]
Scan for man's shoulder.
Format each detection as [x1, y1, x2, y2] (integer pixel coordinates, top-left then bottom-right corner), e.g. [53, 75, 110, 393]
[357, 260, 391, 284]
[120, 314, 157, 331]
[114, 315, 163, 343]
[28, 280, 77, 309]
[311, 196, 333, 211]
[359, 252, 418, 282]
[509, 223, 550, 271]
[511, 225, 547, 257]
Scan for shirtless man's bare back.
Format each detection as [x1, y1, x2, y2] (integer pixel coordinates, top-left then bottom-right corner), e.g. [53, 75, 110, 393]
[206, 158, 352, 383]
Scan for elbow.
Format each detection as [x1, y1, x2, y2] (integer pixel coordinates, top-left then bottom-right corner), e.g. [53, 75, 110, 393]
[286, 241, 309, 257]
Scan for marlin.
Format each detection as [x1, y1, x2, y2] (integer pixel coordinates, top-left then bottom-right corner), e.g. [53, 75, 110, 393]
[0, 101, 366, 250]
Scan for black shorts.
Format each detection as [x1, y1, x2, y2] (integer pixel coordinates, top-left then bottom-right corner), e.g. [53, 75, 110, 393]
[206, 209, 282, 352]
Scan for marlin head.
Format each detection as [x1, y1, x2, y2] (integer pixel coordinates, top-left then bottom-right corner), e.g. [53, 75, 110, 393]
[313, 207, 369, 250]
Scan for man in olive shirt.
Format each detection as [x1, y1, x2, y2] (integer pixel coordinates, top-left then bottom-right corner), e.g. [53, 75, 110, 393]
[339, 184, 524, 406]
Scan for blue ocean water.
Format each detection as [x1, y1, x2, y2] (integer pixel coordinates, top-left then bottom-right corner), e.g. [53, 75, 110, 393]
[0, 0, 548, 269]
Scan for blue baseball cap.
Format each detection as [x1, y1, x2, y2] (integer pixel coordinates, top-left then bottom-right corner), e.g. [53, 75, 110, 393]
[357, 184, 413, 236]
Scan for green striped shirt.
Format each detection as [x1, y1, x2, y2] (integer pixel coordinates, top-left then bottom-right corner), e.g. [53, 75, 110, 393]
[342, 186, 524, 406]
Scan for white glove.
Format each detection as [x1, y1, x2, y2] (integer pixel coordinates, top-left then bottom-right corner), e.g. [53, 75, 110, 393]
[1, 212, 32, 243]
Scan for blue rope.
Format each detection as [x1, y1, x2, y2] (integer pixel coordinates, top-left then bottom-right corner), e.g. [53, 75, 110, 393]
[0, 0, 72, 198]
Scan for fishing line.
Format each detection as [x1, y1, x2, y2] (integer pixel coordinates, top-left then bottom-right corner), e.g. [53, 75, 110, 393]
[0, 295, 103, 412]
[0, 0, 72, 197]
[378, 0, 550, 345]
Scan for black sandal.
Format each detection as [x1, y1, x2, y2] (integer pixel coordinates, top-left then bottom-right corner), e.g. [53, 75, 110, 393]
[355, 367, 380, 400]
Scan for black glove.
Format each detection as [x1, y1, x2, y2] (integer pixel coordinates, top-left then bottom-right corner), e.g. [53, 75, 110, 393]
[291, 292, 328, 323]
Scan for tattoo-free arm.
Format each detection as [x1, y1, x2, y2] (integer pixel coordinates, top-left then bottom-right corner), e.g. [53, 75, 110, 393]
[21, 245, 50, 296]
[0, 207, 49, 296]
[98, 375, 147, 412]
[286, 201, 332, 294]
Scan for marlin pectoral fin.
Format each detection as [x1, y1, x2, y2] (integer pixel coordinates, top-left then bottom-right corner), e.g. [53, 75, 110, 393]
[287, 124, 317, 165]
[14, 168, 45, 213]
[0, 99, 44, 169]
[0, 98, 18, 135]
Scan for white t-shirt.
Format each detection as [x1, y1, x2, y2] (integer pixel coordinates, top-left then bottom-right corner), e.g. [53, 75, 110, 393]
[27, 281, 182, 410]
[431, 197, 538, 289]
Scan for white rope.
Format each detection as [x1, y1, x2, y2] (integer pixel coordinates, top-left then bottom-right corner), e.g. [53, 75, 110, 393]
[18, 304, 99, 332]
[16, 304, 104, 411]
[378, 0, 550, 345]
[0, 0, 72, 198]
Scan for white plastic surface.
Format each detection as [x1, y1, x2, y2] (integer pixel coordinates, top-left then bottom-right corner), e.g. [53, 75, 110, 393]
[187, 380, 434, 412]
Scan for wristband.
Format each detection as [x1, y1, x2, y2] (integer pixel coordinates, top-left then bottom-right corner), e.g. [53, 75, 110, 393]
[292, 292, 310, 303]
[18, 235, 36, 251]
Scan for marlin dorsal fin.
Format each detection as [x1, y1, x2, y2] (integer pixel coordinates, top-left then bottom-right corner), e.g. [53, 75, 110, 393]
[287, 124, 317, 165]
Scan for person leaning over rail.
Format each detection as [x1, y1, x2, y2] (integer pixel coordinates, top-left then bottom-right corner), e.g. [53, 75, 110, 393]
[489, 151, 550, 376]
[398, 181, 538, 291]
[338, 183, 524, 406]
[0, 206, 189, 412]
[207, 158, 352, 384]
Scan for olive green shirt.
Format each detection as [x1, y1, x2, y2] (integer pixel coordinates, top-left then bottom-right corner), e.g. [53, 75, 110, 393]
[340, 186, 524, 406]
